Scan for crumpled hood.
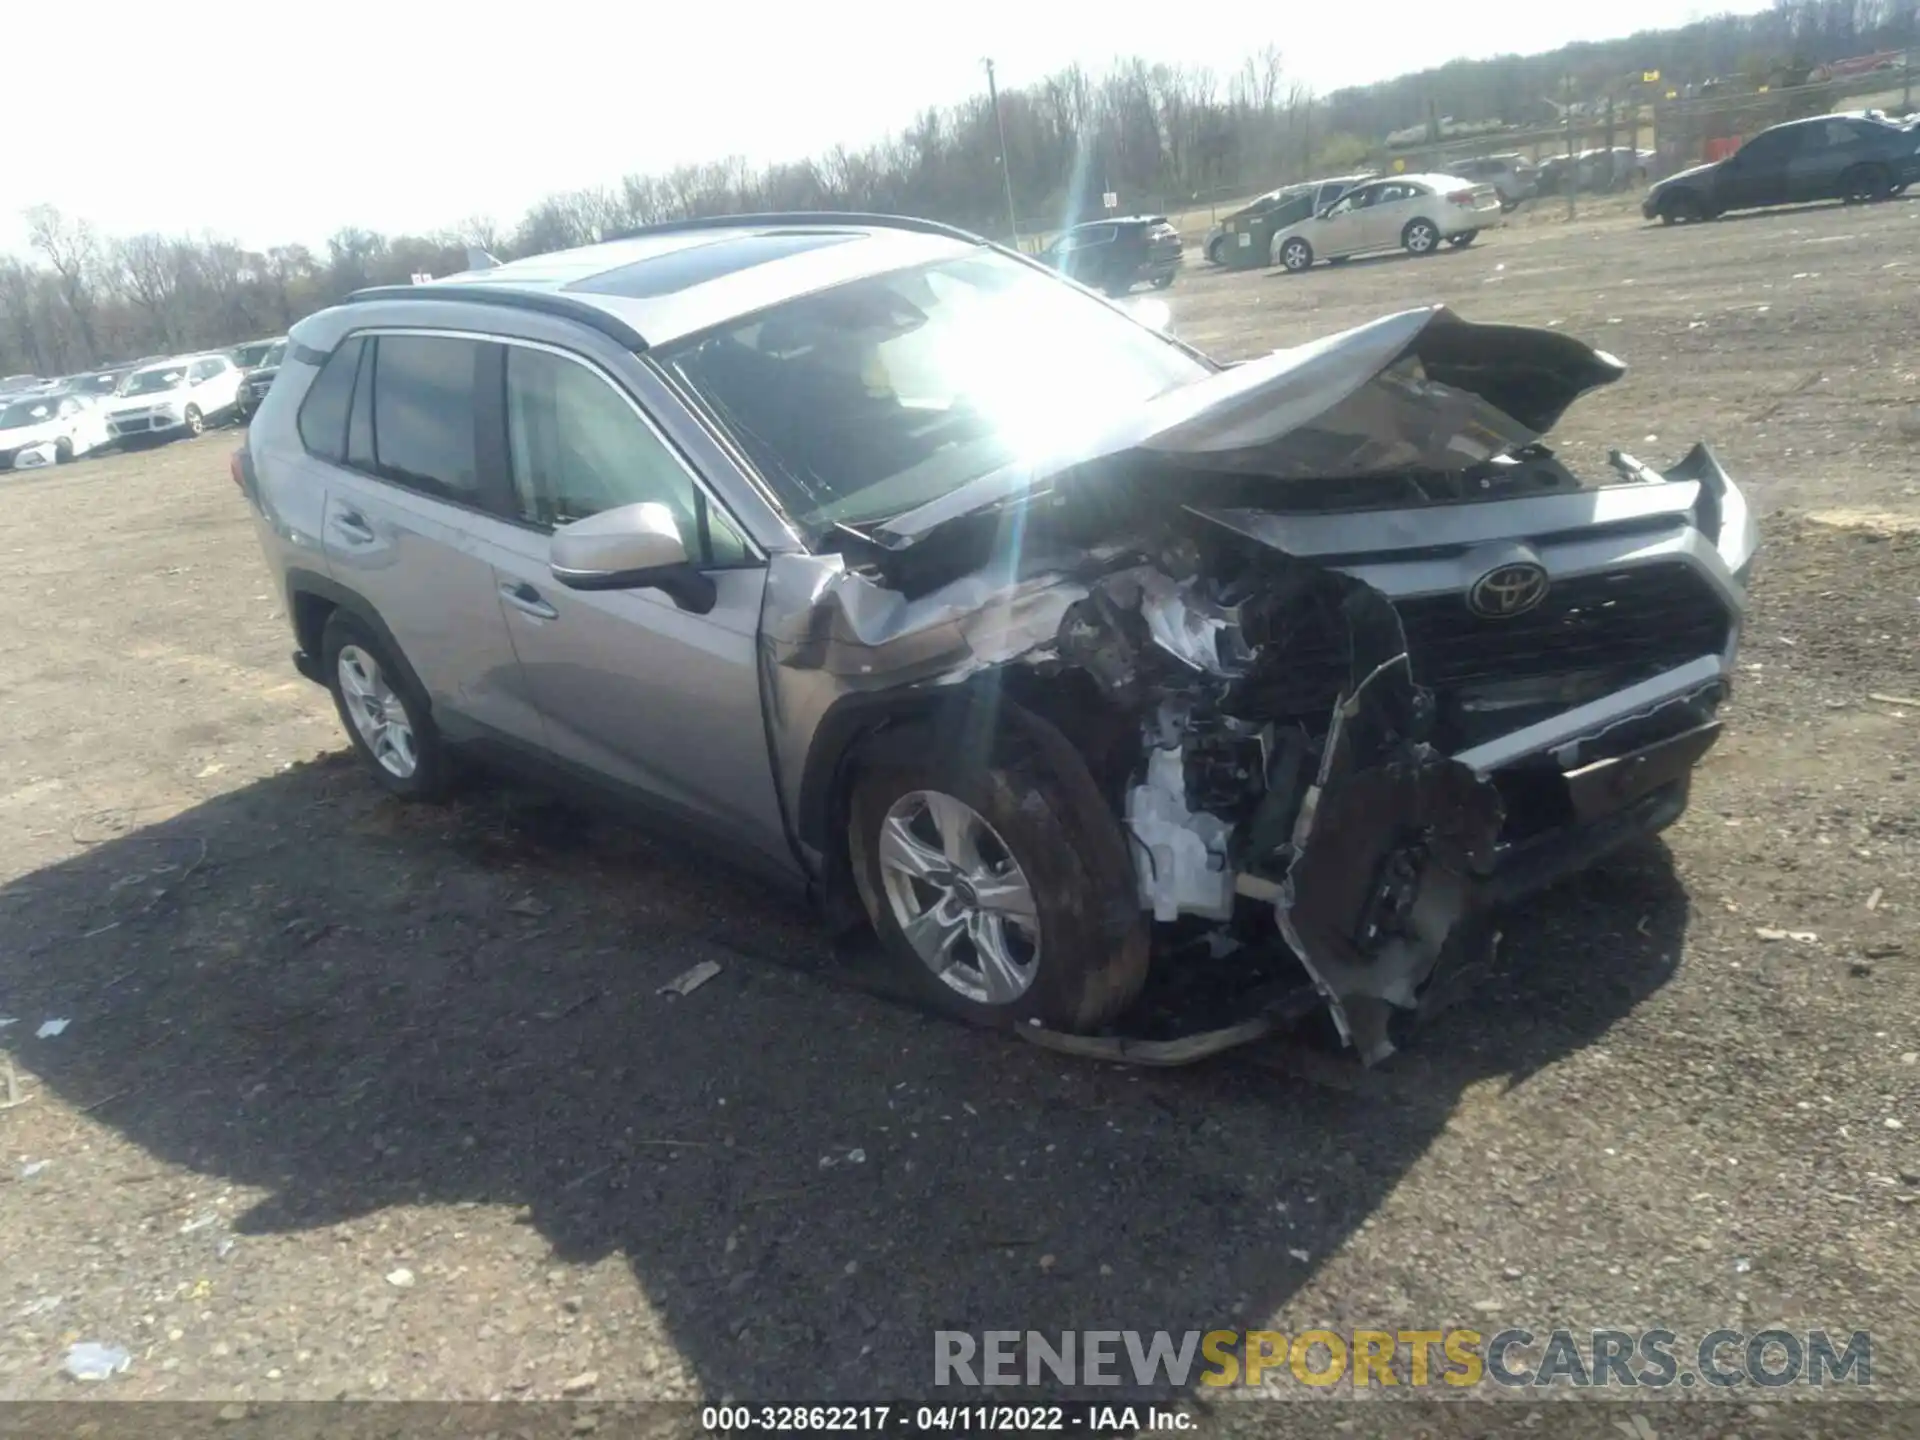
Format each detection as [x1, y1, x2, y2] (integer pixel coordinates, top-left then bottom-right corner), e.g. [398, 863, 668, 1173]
[873, 305, 1625, 549]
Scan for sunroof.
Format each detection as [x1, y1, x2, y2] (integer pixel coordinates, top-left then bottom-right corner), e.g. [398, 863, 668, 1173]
[564, 231, 862, 298]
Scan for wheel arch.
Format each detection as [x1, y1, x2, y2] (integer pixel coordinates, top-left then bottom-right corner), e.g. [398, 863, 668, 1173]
[283, 567, 433, 711]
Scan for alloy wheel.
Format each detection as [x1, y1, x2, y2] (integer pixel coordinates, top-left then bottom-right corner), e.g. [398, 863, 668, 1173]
[876, 789, 1041, 1006]
[337, 644, 418, 778]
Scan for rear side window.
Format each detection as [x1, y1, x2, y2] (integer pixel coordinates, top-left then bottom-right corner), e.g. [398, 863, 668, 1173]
[295, 336, 364, 461]
[368, 335, 483, 503]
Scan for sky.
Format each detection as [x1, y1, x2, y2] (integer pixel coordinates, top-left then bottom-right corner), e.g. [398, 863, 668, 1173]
[5, 0, 1759, 258]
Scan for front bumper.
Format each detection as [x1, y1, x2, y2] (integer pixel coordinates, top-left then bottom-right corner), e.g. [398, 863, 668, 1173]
[110, 413, 188, 437]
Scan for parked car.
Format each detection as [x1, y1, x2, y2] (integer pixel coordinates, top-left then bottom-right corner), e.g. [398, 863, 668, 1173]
[105, 353, 244, 442]
[1204, 174, 1372, 264]
[1035, 216, 1182, 294]
[237, 213, 1757, 1064]
[1445, 154, 1538, 209]
[0, 374, 45, 395]
[1644, 112, 1920, 222]
[229, 336, 284, 371]
[0, 390, 113, 469]
[60, 365, 140, 399]
[1269, 174, 1504, 271]
[237, 338, 288, 421]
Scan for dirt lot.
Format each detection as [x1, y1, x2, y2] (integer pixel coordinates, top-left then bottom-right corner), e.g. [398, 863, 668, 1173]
[1, 196, 1917, 1426]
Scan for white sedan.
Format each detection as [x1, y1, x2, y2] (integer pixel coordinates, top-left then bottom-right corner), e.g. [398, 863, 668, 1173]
[1268, 174, 1503, 272]
[0, 391, 113, 470]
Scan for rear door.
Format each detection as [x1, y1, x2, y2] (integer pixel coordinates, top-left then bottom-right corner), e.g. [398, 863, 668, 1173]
[1360, 181, 1423, 249]
[316, 331, 548, 748]
[478, 340, 792, 875]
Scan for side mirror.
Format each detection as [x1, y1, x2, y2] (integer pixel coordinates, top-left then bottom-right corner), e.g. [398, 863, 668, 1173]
[549, 501, 716, 614]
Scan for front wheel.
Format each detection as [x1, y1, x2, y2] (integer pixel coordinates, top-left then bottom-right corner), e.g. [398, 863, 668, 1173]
[183, 404, 205, 437]
[1276, 236, 1314, 272]
[1448, 230, 1478, 248]
[1151, 272, 1173, 290]
[848, 725, 1149, 1032]
[1658, 190, 1707, 224]
[54, 437, 73, 464]
[1402, 218, 1441, 255]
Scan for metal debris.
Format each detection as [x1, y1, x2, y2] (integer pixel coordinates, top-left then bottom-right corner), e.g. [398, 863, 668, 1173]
[657, 960, 722, 998]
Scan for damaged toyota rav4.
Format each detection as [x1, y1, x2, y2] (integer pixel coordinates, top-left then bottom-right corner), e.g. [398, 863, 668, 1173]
[238, 213, 1756, 1065]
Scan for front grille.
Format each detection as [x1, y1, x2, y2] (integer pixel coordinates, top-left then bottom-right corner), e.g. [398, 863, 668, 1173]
[1396, 563, 1731, 690]
[1225, 561, 1732, 740]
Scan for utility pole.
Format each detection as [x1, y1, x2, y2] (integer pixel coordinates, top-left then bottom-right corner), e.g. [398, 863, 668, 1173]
[984, 58, 1021, 246]
[1904, 0, 1915, 113]
[1564, 72, 1578, 220]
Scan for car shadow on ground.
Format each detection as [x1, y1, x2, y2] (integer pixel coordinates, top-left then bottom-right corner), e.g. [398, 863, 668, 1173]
[1638, 193, 1918, 229]
[0, 753, 1688, 1400]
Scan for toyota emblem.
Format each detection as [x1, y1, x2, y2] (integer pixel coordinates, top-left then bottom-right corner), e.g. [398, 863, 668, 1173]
[1468, 562, 1551, 619]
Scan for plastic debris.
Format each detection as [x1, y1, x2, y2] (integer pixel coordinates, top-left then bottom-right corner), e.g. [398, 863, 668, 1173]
[386, 1267, 416, 1288]
[847, 1149, 867, 1164]
[0, 1017, 16, 1030]
[35, 1018, 70, 1039]
[63, 1342, 131, 1381]
[505, 893, 552, 918]
[19, 1160, 48, 1179]
[657, 960, 722, 998]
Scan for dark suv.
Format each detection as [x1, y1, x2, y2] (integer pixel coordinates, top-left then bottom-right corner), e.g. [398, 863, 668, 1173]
[1035, 216, 1182, 295]
[1645, 111, 1920, 222]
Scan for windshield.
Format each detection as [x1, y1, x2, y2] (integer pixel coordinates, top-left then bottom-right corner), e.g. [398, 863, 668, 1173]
[660, 250, 1206, 531]
[125, 366, 186, 395]
[0, 398, 58, 428]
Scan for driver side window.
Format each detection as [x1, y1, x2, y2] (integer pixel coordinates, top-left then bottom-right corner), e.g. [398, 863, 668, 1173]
[503, 346, 747, 564]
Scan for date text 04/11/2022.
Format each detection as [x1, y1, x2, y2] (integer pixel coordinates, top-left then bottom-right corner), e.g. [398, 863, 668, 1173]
[699, 1403, 1195, 1432]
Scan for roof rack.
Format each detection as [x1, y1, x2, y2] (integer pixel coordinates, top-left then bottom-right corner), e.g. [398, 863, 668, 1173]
[603, 210, 991, 247]
[341, 284, 652, 351]
[342, 212, 992, 351]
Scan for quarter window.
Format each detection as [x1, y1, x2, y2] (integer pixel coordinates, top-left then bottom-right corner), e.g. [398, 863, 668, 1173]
[502, 346, 747, 563]
[295, 336, 363, 462]
[367, 335, 483, 503]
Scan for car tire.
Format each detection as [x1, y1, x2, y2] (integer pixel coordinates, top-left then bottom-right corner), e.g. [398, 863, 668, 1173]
[1151, 272, 1174, 290]
[1448, 230, 1479, 248]
[1658, 190, 1706, 224]
[183, 404, 205, 437]
[321, 610, 452, 801]
[1840, 163, 1891, 204]
[1277, 236, 1314, 272]
[1402, 218, 1441, 255]
[847, 722, 1149, 1033]
[54, 437, 73, 464]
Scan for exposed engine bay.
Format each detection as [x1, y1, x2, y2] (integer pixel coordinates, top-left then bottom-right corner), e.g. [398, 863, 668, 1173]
[761, 306, 1757, 1064]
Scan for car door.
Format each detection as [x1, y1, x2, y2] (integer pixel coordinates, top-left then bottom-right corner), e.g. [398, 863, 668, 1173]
[1358, 181, 1420, 250]
[1721, 125, 1797, 209]
[1312, 185, 1376, 255]
[478, 339, 792, 876]
[316, 331, 550, 750]
[1790, 118, 1859, 200]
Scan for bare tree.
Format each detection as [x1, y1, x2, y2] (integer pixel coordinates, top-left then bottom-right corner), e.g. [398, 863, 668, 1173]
[25, 205, 103, 363]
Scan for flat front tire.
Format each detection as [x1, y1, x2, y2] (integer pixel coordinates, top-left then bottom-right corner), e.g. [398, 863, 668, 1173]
[848, 723, 1148, 1032]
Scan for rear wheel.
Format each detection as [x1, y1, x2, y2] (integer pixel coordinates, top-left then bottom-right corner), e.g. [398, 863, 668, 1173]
[322, 611, 452, 801]
[1448, 229, 1479, 248]
[848, 724, 1149, 1032]
[1277, 236, 1314, 272]
[1402, 218, 1441, 255]
[1841, 163, 1891, 204]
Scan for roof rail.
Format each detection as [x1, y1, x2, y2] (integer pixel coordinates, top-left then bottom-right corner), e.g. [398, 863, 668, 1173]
[340, 284, 652, 351]
[604, 210, 992, 247]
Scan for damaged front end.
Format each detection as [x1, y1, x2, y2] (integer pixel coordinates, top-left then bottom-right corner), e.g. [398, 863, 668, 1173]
[766, 306, 1758, 1064]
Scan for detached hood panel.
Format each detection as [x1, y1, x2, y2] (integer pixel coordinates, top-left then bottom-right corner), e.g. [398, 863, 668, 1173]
[874, 306, 1625, 549]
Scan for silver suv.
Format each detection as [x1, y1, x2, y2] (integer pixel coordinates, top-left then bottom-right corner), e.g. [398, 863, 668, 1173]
[238, 213, 1758, 1063]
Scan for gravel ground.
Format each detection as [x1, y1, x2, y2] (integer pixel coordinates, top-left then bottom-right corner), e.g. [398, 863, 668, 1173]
[0, 194, 1916, 1430]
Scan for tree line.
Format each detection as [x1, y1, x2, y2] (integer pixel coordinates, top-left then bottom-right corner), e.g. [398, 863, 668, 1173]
[3, 0, 1908, 377]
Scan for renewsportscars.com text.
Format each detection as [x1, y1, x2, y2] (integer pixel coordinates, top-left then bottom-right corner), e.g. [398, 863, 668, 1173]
[934, 1328, 1872, 1390]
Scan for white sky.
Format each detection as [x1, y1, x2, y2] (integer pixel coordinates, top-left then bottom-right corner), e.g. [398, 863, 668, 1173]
[5, 0, 1754, 257]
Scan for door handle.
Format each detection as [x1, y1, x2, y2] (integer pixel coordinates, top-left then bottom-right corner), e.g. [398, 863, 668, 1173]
[499, 580, 558, 621]
[331, 509, 375, 543]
